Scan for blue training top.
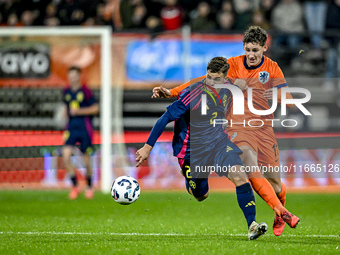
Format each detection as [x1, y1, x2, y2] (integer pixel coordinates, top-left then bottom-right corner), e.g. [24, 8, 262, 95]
[63, 85, 96, 133]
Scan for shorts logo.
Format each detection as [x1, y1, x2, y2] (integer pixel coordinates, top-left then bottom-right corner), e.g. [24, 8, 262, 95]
[226, 146, 233, 152]
[245, 201, 256, 207]
[259, 71, 269, 84]
[189, 180, 196, 189]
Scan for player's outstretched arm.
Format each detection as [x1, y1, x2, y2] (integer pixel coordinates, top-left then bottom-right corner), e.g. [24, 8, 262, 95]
[135, 111, 174, 167]
[152, 76, 205, 98]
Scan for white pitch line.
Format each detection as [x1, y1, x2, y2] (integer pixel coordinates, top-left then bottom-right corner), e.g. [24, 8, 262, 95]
[0, 232, 338, 238]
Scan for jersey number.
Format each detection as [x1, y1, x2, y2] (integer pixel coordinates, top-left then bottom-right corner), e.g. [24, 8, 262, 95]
[185, 165, 191, 179]
[210, 112, 218, 124]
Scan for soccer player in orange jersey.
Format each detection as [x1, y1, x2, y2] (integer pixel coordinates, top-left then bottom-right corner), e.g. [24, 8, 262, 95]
[152, 26, 299, 236]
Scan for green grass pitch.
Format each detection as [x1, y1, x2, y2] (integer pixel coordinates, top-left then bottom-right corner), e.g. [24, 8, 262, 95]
[0, 190, 339, 254]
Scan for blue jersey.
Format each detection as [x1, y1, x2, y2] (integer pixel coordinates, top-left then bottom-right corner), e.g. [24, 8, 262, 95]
[63, 85, 96, 133]
[146, 80, 235, 160]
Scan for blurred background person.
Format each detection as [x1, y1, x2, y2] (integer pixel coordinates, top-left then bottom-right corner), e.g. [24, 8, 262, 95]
[271, 0, 304, 50]
[160, 0, 183, 30]
[323, 0, 340, 90]
[62, 66, 99, 200]
[217, 10, 235, 31]
[303, 0, 329, 50]
[190, 1, 216, 32]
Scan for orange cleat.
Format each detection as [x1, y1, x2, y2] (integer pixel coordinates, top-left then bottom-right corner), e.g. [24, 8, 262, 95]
[281, 211, 300, 228]
[84, 188, 94, 199]
[273, 214, 286, 236]
[69, 187, 80, 200]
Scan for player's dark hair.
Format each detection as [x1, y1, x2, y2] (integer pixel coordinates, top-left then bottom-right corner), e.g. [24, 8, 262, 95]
[68, 66, 82, 73]
[207, 57, 229, 76]
[243, 26, 268, 46]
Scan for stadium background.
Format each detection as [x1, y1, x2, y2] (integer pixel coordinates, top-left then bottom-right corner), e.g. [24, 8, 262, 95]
[0, 0, 340, 193]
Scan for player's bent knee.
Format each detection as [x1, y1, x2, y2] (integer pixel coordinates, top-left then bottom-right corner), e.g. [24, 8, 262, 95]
[239, 146, 258, 166]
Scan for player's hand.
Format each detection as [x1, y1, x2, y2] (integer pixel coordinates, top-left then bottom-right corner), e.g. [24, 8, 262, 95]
[234, 79, 248, 92]
[263, 88, 274, 99]
[135, 144, 153, 167]
[152, 86, 171, 98]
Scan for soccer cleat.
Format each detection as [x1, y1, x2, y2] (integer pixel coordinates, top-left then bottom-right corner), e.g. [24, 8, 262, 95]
[273, 214, 286, 236]
[281, 211, 300, 228]
[248, 221, 268, 240]
[84, 188, 94, 199]
[69, 187, 80, 200]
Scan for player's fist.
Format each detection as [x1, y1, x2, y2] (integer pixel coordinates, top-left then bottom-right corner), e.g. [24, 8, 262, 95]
[234, 79, 248, 92]
[152, 86, 171, 98]
[135, 144, 153, 167]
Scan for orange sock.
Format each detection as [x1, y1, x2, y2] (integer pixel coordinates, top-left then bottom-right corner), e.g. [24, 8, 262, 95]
[278, 182, 287, 206]
[249, 172, 286, 216]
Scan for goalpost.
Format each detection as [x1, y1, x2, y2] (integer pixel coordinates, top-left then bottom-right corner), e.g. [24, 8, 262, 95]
[0, 27, 115, 193]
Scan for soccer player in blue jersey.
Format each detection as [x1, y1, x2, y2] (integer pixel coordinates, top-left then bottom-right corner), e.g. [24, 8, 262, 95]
[62, 66, 99, 200]
[136, 57, 268, 240]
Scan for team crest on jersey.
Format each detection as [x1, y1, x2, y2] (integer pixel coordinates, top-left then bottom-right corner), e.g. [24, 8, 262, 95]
[259, 71, 269, 84]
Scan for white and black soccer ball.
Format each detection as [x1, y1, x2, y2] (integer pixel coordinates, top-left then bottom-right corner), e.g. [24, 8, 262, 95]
[111, 176, 140, 205]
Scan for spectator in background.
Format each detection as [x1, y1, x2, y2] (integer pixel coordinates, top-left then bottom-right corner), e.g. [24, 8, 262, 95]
[43, 3, 60, 26]
[304, 0, 329, 49]
[146, 15, 164, 37]
[220, 0, 235, 12]
[45, 16, 60, 26]
[271, 0, 304, 50]
[324, 0, 340, 89]
[190, 2, 216, 32]
[21, 10, 36, 26]
[120, 0, 147, 29]
[216, 10, 234, 31]
[19, 0, 50, 26]
[57, 0, 82, 25]
[92, 3, 107, 26]
[69, 8, 85, 25]
[232, 0, 254, 31]
[160, 0, 183, 30]
[6, 13, 19, 26]
[0, 0, 20, 24]
[102, 0, 122, 30]
[250, 9, 270, 29]
[260, 0, 277, 23]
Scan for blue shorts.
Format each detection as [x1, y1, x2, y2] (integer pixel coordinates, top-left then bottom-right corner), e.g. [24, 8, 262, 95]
[179, 139, 243, 198]
[191, 138, 243, 179]
[64, 129, 93, 154]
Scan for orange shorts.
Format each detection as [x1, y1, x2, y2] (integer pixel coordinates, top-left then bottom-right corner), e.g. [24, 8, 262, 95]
[228, 126, 280, 167]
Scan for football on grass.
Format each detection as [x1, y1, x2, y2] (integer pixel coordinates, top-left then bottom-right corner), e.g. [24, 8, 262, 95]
[111, 176, 140, 205]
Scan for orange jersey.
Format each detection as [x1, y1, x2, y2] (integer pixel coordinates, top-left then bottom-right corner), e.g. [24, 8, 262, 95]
[169, 55, 292, 129]
[227, 55, 287, 129]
